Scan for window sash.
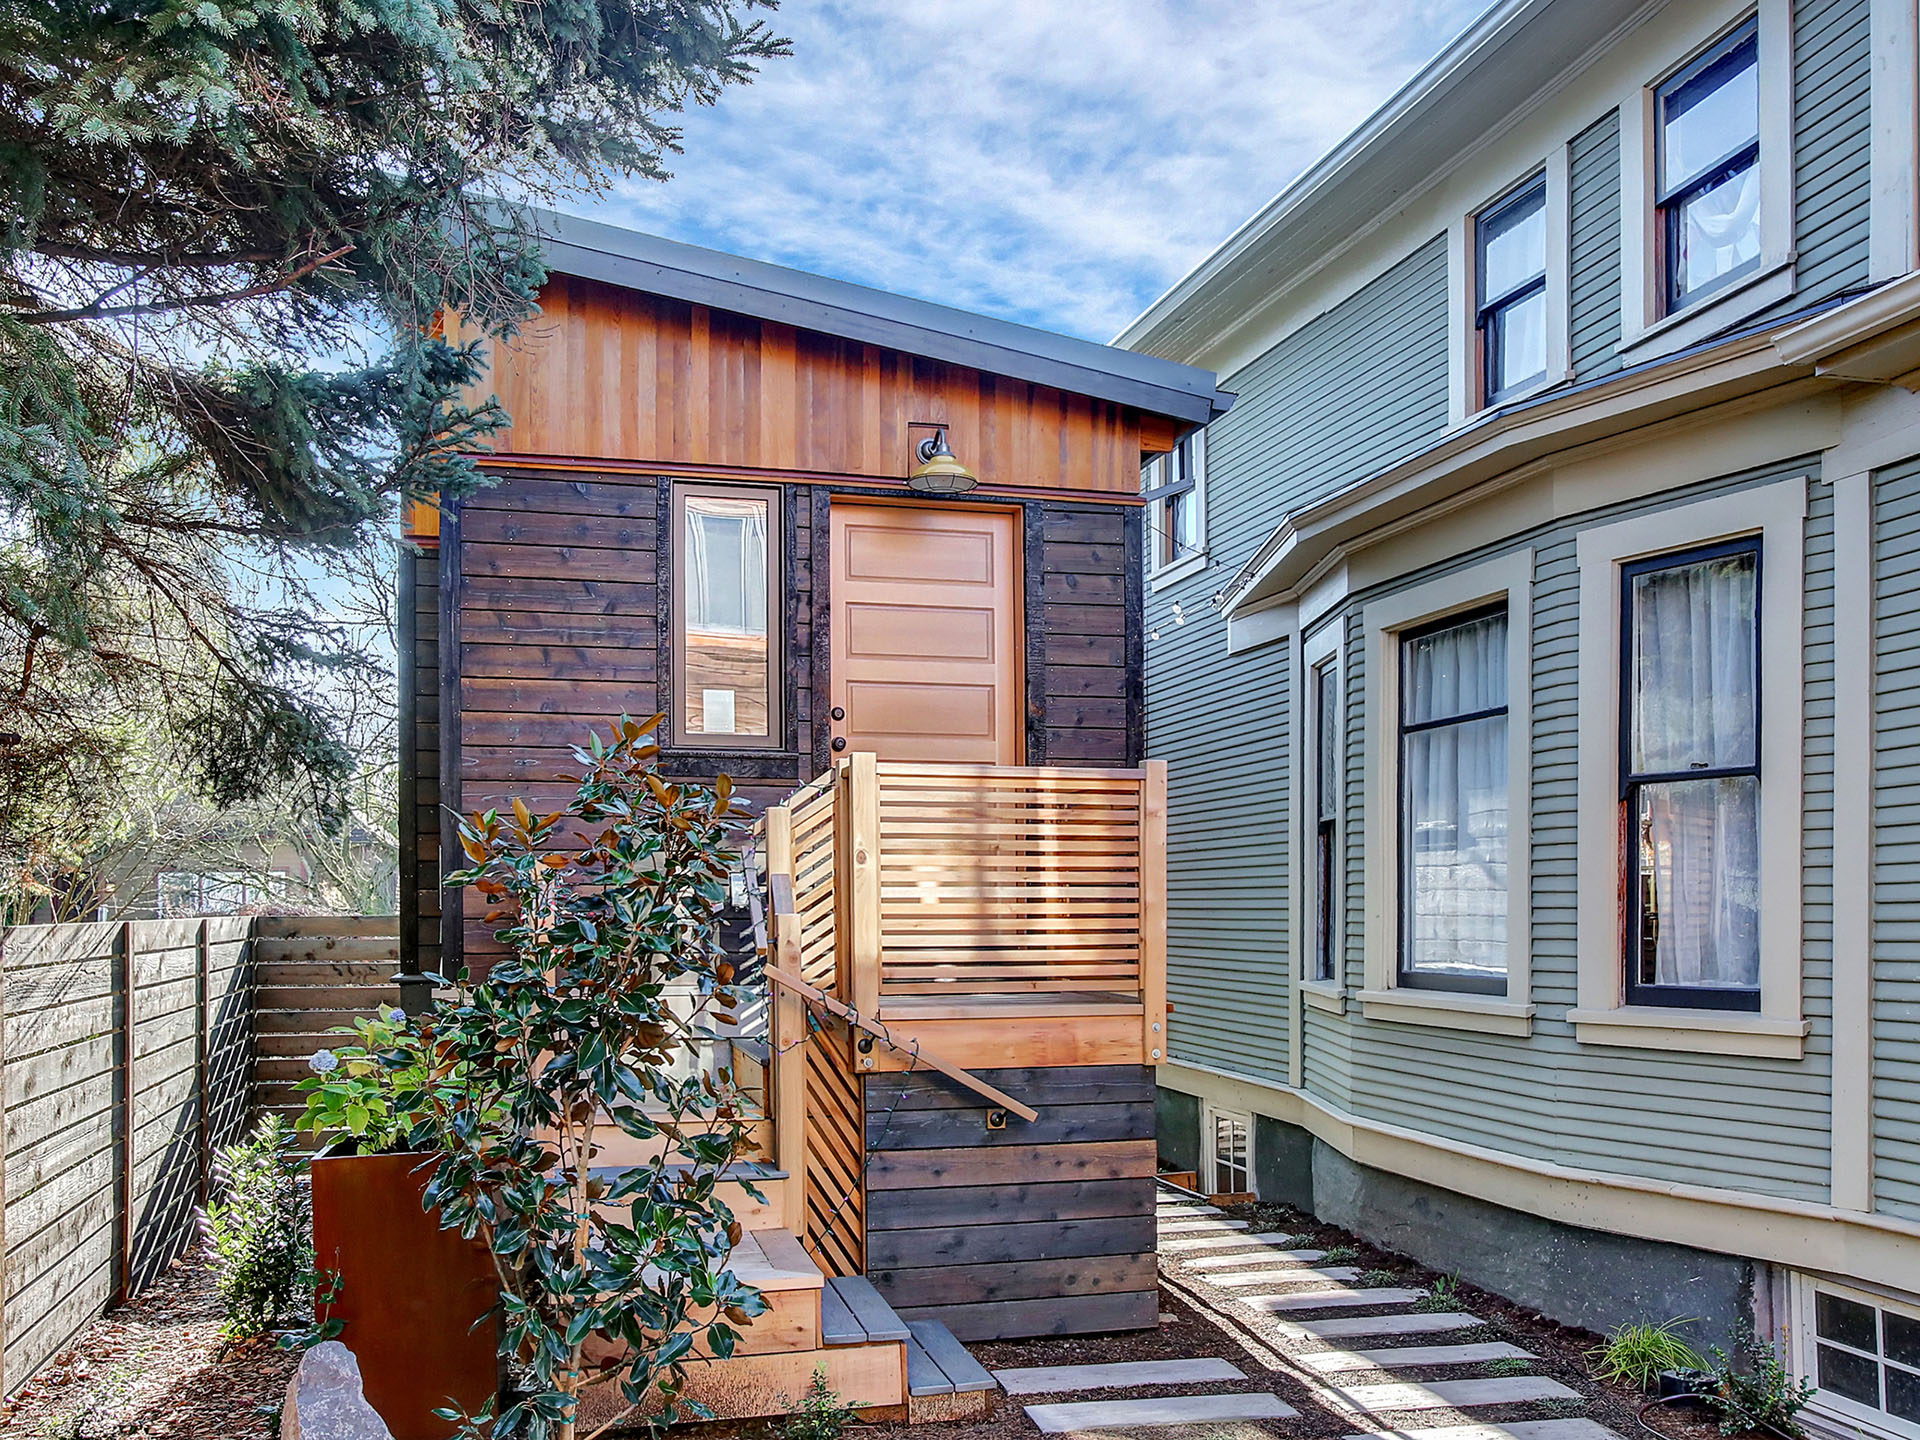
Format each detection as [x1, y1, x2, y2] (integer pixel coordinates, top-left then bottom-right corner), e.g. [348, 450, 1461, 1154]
[1395, 604, 1510, 995]
[1619, 537, 1762, 1009]
[1311, 657, 1340, 983]
[1476, 177, 1550, 403]
[671, 482, 782, 748]
[1656, 22, 1763, 311]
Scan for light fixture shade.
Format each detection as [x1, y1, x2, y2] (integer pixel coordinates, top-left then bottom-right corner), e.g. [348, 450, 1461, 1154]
[907, 429, 979, 494]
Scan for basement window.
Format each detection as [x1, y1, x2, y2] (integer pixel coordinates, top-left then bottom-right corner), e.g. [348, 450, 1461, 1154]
[1794, 1277, 1920, 1440]
[1208, 1108, 1252, 1196]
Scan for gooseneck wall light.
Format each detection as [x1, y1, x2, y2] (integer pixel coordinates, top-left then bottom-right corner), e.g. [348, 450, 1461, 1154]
[905, 425, 979, 494]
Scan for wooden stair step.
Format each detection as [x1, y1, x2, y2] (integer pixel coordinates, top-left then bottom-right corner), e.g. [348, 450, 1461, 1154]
[824, 1276, 908, 1344]
[904, 1320, 993, 1395]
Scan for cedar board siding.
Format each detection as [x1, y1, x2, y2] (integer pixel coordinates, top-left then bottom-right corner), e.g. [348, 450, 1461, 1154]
[1145, 234, 1452, 1086]
[862, 1065, 1158, 1341]
[1872, 456, 1920, 1221]
[481, 276, 1153, 495]
[1568, 111, 1623, 384]
[431, 472, 1141, 969]
[399, 548, 442, 982]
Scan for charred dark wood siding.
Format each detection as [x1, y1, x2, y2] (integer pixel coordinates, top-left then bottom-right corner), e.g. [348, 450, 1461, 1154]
[419, 471, 1145, 966]
[862, 1065, 1158, 1340]
[399, 546, 442, 980]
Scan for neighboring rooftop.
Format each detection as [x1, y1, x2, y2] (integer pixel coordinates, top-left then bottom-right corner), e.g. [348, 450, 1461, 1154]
[526, 208, 1234, 426]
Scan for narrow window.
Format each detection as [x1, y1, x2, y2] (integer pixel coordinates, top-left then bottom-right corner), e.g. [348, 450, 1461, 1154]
[1210, 1111, 1251, 1196]
[1621, 539, 1761, 1010]
[1475, 177, 1549, 404]
[672, 483, 781, 748]
[1657, 20, 1761, 312]
[1806, 1283, 1920, 1436]
[1398, 606, 1510, 993]
[1142, 431, 1203, 570]
[1312, 657, 1340, 982]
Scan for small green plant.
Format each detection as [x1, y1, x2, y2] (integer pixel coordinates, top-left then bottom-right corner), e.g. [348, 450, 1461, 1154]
[294, 1008, 495, 1153]
[780, 1368, 856, 1440]
[1703, 1322, 1816, 1437]
[1483, 1357, 1532, 1377]
[1414, 1274, 1464, 1312]
[198, 1115, 314, 1339]
[1322, 1245, 1360, 1266]
[1588, 1319, 1706, 1391]
[1358, 1268, 1400, 1287]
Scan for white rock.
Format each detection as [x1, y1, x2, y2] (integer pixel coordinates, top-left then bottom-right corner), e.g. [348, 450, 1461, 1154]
[283, 1342, 394, 1440]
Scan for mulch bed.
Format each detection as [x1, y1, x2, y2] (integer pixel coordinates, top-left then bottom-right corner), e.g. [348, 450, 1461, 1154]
[0, 1255, 297, 1439]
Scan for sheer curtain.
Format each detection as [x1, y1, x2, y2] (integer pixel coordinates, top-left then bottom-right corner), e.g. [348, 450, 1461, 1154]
[1680, 165, 1762, 297]
[1402, 612, 1509, 981]
[1628, 553, 1760, 990]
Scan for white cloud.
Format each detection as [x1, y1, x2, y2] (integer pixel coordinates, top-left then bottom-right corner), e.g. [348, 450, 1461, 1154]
[563, 0, 1491, 340]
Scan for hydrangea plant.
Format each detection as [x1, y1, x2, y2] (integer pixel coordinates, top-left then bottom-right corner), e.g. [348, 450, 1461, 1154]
[414, 714, 768, 1440]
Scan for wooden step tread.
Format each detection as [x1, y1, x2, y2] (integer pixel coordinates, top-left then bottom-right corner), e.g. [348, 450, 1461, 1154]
[824, 1276, 908, 1344]
[904, 1320, 993, 1395]
[730, 1228, 823, 1291]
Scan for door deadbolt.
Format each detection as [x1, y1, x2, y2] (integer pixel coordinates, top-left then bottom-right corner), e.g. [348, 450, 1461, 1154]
[832, 736, 848, 751]
[830, 706, 846, 722]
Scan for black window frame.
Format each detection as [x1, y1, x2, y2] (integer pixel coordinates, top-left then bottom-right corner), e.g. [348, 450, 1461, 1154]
[1474, 175, 1550, 406]
[1141, 431, 1202, 571]
[1394, 602, 1512, 996]
[1618, 535, 1763, 1012]
[1311, 656, 1340, 983]
[1655, 18, 1762, 314]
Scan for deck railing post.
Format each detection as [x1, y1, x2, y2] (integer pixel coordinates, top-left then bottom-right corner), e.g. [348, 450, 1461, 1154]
[845, 753, 882, 1036]
[770, 913, 808, 1233]
[1141, 760, 1169, 1066]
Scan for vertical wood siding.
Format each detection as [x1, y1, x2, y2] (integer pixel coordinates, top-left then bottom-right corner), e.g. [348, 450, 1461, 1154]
[1146, 236, 1452, 1087]
[400, 549, 442, 979]
[1871, 456, 1920, 1220]
[1568, 111, 1623, 383]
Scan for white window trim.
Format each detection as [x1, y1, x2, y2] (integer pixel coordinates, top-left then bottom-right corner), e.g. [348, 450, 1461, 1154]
[1360, 551, 1535, 1036]
[1616, 0, 1796, 362]
[1146, 429, 1209, 590]
[1791, 1272, 1920, 1440]
[1204, 1105, 1255, 1196]
[1570, 477, 1810, 1059]
[1868, 0, 1920, 282]
[1449, 153, 1572, 428]
[1296, 618, 1347, 1014]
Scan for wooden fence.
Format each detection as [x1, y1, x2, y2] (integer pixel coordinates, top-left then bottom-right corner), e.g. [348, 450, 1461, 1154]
[0, 912, 400, 1396]
[0, 918, 254, 1392]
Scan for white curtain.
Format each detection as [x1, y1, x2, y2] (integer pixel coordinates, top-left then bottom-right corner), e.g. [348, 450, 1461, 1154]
[1402, 612, 1508, 980]
[1628, 554, 1760, 990]
[1679, 164, 1761, 296]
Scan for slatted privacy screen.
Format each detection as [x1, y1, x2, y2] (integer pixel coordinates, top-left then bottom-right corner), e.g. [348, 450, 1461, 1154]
[789, 777, 841, 992]
[872, 762, 1149, 998]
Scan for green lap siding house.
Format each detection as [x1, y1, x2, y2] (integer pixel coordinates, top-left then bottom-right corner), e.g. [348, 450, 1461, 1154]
[1121, 0, 1920, 1429]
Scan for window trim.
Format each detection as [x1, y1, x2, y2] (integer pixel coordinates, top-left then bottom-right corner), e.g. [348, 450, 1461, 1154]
[1296, 620, 1347, 1013]
[1360, 551, 1535, 1035]
[1617, 536, 1766, 1013]
[1144, 429, 1208, 588]
[1571, 478, 1808, 1058]
[1617, 0, 1795, 359]
[669, 480, 784, 751]
[1449, 151, 1570, 426]
[1476, 174, 1552, 406]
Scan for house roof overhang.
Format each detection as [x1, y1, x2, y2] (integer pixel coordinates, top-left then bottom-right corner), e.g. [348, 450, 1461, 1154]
[520, 209, 1235, 428]
[1114, 0, 1657, 368]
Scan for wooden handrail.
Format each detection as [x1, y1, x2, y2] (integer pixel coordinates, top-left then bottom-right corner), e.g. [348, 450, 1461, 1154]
[763, 962, 1040, 1123]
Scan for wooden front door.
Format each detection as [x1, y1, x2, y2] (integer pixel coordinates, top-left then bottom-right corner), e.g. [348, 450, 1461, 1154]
[829, 502, 1022, 764]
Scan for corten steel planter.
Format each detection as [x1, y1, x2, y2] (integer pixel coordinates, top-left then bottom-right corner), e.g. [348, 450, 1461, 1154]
[311, 1152, 500, 1440]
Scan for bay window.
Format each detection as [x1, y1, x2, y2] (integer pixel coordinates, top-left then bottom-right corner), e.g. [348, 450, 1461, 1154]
[1656, 19, 1762, 312]
[1399, 606, 1511, 994]
[1476, 178, 1549, 404]
[1620, 540, 1762, 1010]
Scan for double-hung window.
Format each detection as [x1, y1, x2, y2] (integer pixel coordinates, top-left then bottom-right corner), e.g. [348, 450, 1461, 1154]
[1475, 178, 1549, 404]
[672, 482, 782, 748]
[1656, 20, 1762, 312]
[1313, 658, 1340, 982]
[1398, 606, 1510, 994]
[1620, 539, 1762, 1011]
[1142, 430, 1204, 574]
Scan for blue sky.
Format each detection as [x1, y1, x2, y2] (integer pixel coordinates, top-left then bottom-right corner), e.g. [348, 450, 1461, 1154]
[558, 0, 1494, 343]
